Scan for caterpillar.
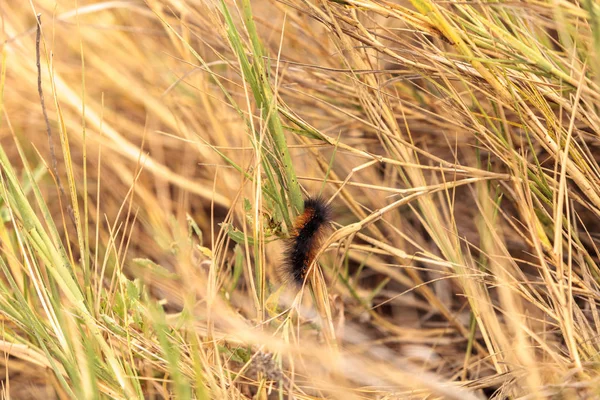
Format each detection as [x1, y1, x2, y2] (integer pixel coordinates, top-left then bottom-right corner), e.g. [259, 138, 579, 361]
[283, 197, 332, 286]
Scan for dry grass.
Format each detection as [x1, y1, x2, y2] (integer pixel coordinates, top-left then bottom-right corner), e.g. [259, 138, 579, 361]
[1, 0, 600, 398]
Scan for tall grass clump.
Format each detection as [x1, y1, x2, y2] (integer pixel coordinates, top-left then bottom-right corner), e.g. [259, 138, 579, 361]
[0, 0, 599, 398]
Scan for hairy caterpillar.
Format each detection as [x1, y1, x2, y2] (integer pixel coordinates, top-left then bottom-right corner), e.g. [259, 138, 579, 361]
[283, 197, 332, 286]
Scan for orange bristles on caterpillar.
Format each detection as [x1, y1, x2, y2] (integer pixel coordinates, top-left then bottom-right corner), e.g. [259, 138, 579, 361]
[283, 197, 332, 286]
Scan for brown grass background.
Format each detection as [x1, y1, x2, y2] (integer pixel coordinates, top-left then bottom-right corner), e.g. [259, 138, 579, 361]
[1, 0, 600, 399]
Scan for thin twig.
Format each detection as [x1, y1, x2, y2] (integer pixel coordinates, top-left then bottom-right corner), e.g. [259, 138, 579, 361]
[36, 14, 74, 225]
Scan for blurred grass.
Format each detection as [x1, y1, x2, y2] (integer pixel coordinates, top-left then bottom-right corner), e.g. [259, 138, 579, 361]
[1, 0, 600, 399]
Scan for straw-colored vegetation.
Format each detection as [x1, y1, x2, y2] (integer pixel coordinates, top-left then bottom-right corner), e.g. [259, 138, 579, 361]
[1, 0, 599, 398]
